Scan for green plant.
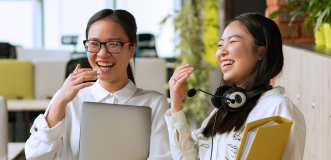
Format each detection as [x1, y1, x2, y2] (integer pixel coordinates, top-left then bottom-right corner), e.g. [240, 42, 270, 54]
[160, 0, 218, 122]
[270, 0, 331, 33]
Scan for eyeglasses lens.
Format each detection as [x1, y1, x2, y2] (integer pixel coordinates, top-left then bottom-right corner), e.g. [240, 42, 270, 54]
[85, 41, 122, 53]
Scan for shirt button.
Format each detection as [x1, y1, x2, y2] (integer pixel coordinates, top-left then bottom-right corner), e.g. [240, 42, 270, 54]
[34, 127, 38, 132]
[108, 93, 113, 98]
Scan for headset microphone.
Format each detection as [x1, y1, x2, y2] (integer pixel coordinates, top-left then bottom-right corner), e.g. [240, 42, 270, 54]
[187, 84, 269, 112]
[187, 88, 235, 104]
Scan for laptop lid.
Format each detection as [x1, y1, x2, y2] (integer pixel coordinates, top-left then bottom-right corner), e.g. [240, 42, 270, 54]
[79, 102, 151, 160]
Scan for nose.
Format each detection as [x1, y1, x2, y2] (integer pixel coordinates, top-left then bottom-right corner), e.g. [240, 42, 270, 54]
[97, 44, 111, 58]
[216, 45, 229, 57]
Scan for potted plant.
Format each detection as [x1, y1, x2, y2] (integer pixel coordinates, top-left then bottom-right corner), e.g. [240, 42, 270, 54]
[270, 0, 331, 47]
[160, 0, 218, 124]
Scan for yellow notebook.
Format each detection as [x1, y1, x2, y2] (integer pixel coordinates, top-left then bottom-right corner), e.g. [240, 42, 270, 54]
[235, 116, 293, 160]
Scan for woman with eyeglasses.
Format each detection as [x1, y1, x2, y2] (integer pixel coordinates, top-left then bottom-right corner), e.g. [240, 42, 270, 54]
[165, 13, 306, 160]
[25, 9, 171, 159]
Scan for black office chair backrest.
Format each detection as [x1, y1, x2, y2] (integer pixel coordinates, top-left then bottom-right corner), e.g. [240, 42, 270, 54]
[0, 42, 17, 59]
[137, 33, 158, 57]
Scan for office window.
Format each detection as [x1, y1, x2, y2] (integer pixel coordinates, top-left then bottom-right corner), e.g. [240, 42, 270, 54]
[0, 1, 34, 48]
[117, 0, 175, 57]
[44, 0, 107, 52]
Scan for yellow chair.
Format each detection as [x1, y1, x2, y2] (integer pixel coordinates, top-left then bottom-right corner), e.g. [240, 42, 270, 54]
[0, 60, 34, 99]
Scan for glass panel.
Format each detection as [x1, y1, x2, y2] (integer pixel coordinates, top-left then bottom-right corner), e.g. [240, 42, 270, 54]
[0, 1, 33, 48]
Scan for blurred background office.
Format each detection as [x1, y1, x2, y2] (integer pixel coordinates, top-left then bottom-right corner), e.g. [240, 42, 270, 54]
[1, 0, 331, 160]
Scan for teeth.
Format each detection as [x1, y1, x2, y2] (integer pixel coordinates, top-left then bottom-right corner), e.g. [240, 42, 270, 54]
[97, 62, 114, 67]
[100, 66, 110, 70]
[222, 61, 234, 67]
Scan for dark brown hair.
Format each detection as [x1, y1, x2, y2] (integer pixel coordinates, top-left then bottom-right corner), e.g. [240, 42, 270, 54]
[85, 9, 136, 84]
[202, 12, 284, 137]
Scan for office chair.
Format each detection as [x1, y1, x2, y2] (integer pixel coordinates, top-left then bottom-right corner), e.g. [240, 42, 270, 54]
[0, 42, 16, 59]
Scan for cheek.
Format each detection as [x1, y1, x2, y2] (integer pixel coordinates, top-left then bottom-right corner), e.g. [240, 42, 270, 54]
[87, 53, 94, 63]
[215, 50, 222, 64]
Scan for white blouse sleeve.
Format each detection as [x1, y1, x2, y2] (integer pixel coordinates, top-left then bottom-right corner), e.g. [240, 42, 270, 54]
[272, 97, 306, 160]
[25, 90, 67, 160]
[164, 109, 198, 160]
[148, 96, 172, 160]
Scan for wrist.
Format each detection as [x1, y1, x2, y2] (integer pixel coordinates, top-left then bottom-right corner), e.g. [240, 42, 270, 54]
[171, 104, 182, 116]
[53, 96, 69, 108]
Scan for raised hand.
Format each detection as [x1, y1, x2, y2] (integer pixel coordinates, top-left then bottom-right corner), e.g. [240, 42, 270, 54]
[55, 64, 99, 105]
[46, 64, 100, 127]
[169, 64, 194, 116]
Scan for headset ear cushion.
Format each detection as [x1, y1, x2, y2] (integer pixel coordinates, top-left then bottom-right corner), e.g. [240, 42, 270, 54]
[211, 86, 232, 108]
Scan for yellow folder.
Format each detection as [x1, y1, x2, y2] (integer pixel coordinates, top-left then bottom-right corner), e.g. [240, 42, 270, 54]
[235, 116, 293, 160]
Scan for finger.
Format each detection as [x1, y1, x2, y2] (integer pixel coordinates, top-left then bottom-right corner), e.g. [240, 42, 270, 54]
[73, 75, 98, 85]
[170, 68, 193, 85]
[76, 70, 100, 77]
[174, 64, 190, 74]
[72, 70, 101, 80]
[77, 68, 95, 72]
[174, 67, 194, 77]
[73, 64, 81, 74]
[175, 71, 193, 82]
[175, 73, 188, 86]
[74, 68, 95, 75]
[75, 82, 95, 90]
[75, 63, 81, 70]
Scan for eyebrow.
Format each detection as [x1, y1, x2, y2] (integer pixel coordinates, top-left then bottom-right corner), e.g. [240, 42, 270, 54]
[88, 38, 122, 41]
[219, 35, 243, 41]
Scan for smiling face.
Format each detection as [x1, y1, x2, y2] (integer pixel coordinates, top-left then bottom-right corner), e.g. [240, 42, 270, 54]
[216, 21, 263, 87]
[87, 20, 135, 84]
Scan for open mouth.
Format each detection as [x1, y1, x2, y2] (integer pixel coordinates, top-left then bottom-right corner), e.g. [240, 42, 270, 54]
[221, 60, 234, 67]
[96, 62, 114, 71]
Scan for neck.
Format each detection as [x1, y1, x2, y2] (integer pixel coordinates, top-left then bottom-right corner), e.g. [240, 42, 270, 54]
[99, 78, 129, 93]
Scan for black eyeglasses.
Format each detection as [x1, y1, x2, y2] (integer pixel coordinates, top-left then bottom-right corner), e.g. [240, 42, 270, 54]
[83, 40, 131, 54]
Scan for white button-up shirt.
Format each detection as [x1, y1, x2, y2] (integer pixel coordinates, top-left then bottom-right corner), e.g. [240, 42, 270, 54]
[25, 79, 172, 160]
[164, 86, 306, 160]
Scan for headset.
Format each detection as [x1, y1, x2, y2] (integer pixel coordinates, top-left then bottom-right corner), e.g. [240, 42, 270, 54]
[187, 83, 270, 159]
[187, 83, 270, 112]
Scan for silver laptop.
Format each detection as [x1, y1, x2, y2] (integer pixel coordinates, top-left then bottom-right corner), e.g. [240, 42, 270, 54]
[79, 102, 151, 160]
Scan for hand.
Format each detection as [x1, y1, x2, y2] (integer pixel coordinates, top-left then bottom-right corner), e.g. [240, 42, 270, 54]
[55, 64, 99, 105]
[169, 64, 194, 116]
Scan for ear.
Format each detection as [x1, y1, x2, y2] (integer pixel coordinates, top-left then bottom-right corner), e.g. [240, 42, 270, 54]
[257, 46, 265, 60]
[130, 43, 137, 58]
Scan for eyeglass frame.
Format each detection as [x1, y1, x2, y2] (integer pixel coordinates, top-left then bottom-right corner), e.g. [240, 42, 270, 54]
[83, 40, 132, 54]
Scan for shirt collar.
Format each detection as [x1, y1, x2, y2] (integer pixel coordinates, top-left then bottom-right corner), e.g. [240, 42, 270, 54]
[90, 79, 137, 103]
[257, 86, 285, 102]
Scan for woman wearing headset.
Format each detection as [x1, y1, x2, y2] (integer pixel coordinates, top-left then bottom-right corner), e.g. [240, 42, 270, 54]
[166, 12, 306, 160]
[25, 9, 171, 159]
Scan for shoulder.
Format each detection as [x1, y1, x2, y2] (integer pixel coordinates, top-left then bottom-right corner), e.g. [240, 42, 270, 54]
[255, 86, 294, 110]
[251, 86, 305, 123]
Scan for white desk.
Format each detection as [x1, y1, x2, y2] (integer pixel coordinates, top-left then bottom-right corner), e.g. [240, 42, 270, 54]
[8, 142, 25, 160]
[7, 99, 50, 112]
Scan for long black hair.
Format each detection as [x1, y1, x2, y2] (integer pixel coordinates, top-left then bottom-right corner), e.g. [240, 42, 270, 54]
[203, 12, 284, 137]
[85, 9, 136, 84]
